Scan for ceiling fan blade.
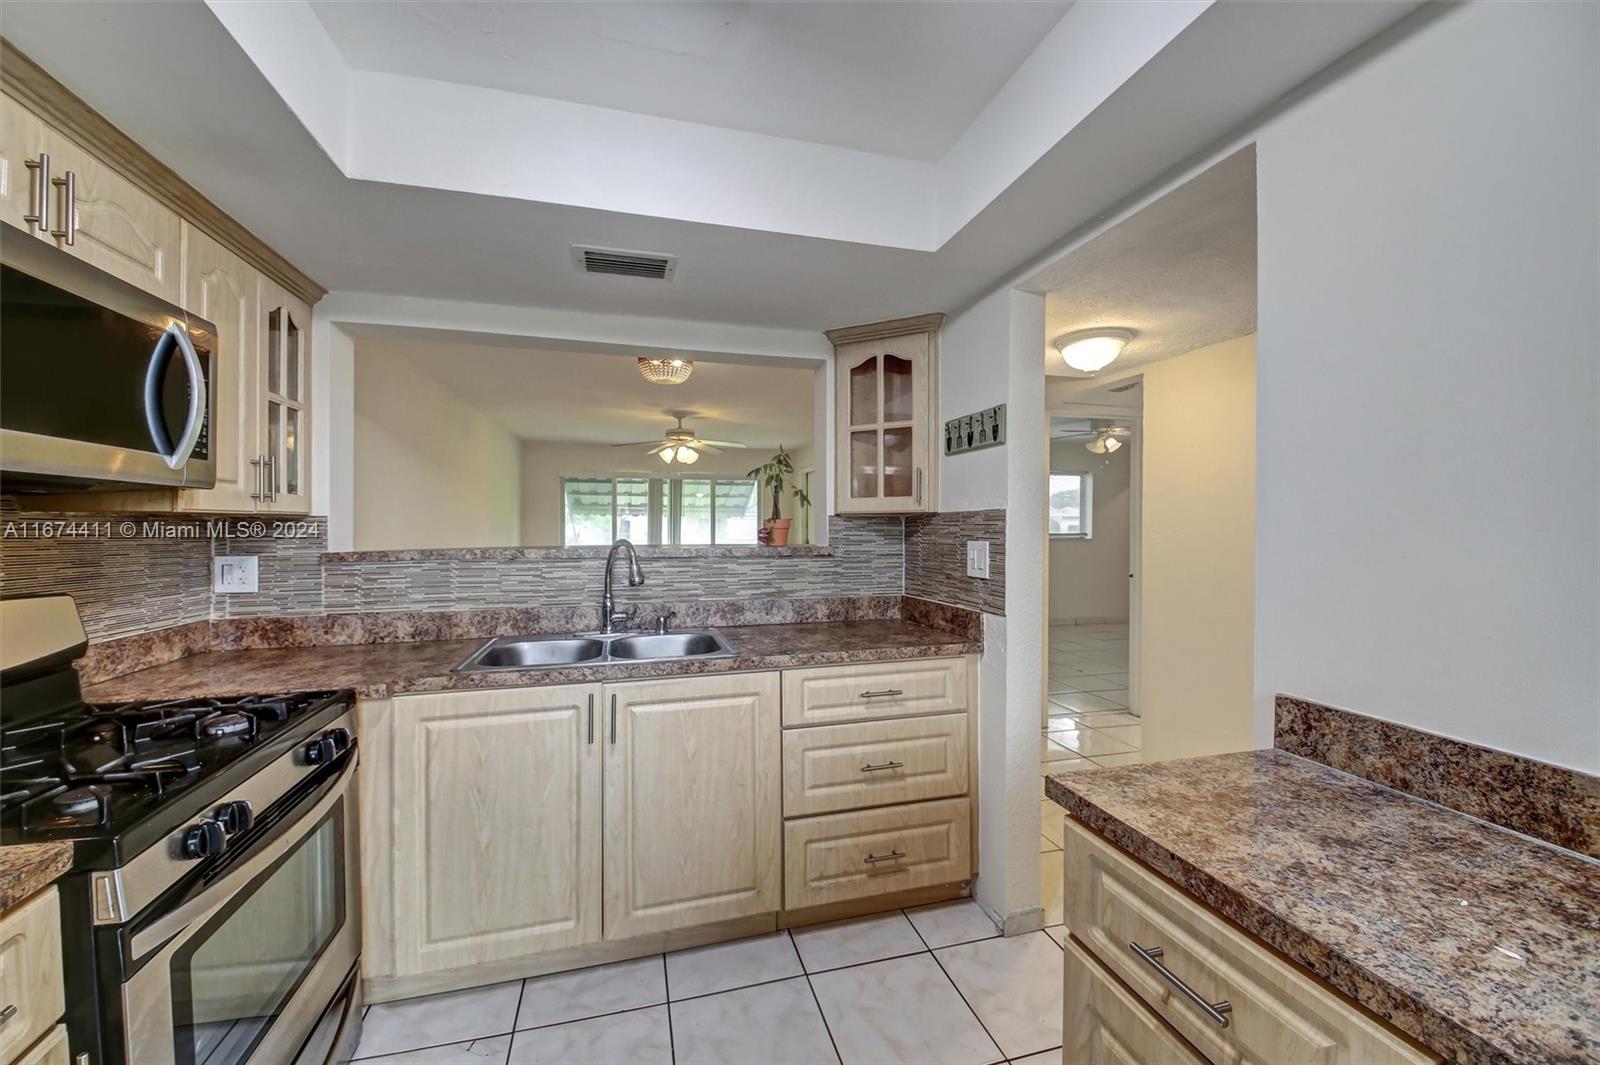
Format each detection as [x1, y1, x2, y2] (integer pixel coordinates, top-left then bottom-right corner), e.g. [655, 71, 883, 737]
[612, 440, 668, 448]
[692, 442, 724, 454]
[645, 443, 674, 455]
[696, 439, 746, 448]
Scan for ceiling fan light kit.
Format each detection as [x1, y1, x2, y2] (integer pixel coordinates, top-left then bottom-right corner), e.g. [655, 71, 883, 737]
[1085, 432, 1124, 455]
[1054, 327, 1135, 374]
[638, 357, 694, 385]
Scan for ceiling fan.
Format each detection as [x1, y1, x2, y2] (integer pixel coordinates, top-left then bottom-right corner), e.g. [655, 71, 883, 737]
[611, 412, 747, 465]
[1055, 420, 1132, 455]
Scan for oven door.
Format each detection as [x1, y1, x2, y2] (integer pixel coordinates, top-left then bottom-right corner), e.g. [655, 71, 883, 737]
[121, 745, 360, 1065]
[0, 224, 216, 490]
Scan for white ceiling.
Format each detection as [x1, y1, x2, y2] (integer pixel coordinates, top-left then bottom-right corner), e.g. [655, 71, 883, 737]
[357, 336, 814, 448]
[309, 1, 1071, 161]
[0, 2, 1421, 329]
[1039, 146, 1257, 383]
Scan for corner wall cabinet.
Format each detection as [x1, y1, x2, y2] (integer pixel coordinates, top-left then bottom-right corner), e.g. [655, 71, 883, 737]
[0, 45, 323, 514]
[826, 313, 943, 515]
[358, 656, 976, 1002]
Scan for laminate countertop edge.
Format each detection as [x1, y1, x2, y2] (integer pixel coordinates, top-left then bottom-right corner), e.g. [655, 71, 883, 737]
[0, 842, 73, 916]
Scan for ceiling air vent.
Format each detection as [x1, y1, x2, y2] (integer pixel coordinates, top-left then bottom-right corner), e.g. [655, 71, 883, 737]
[573, 245, 678, 281]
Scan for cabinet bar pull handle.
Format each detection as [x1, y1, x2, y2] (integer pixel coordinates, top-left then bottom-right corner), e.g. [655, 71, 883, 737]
[265, 453, 278, 501]
[249, 455, 265, 500]
[23, 152, 48, 231]
[1129, 941, 1232, 1028]
[860, 689, 903, 699]
[915, 467, 923, 505]
[609, 694, 617, 745]
[50, 169, 76, 244]
[586, 694, 594, 745]
[863, 850, 906, 864]
[0, 1003, 17, 1026]
[860, 760, 904, 772]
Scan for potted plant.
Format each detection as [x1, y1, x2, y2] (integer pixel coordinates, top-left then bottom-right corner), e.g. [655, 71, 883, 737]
[747, 445, 810, 546]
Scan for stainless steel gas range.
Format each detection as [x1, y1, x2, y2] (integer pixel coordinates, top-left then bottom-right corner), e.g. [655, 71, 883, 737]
[0, 596, 362, 1065]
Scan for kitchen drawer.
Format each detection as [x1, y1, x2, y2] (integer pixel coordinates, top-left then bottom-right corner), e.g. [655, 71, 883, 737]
[1066, 936, 1206, 1065]
[13, 1024, 69, 1065]
[782, 712, 968, 817]
[0, 890, 64, 1065]
[782, 658, 967, 727]
[784, 797, 970, 910]
[1064, 821, 1439, 1065]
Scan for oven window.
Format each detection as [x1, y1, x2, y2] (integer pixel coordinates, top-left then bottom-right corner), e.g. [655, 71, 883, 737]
[170, 805, 346, 1065]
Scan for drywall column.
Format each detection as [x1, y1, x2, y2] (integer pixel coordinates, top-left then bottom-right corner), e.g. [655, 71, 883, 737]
[940, 286, 1048, 932]
[1254, 1, 1600, 771]
[311, 317, 355, 551]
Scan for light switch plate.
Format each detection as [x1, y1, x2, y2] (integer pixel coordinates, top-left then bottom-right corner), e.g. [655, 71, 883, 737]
[212, 555, 259, 594]
[965, 540, 990, 579]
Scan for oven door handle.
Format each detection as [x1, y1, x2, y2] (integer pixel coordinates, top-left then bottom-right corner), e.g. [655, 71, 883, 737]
[128, 746, 357, 963]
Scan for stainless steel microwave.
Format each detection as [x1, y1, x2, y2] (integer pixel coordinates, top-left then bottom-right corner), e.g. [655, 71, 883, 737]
[1, 223, 217, 491]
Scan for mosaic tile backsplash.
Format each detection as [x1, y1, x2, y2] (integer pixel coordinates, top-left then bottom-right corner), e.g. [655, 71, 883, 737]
[905, 508, 1006, 614]
[0, 511, 906, 641]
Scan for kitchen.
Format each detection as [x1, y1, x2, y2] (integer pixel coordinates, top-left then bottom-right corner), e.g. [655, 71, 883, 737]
[1, 3, 1597, 1065]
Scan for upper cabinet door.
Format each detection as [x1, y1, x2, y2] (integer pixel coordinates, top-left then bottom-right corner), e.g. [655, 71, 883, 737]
[36, 122, 182, 305]
[0, 94, 49, 237]
[177, 225, 261, 513]
[832, 318, 938, 514]
[602, 672, 781, 940]
[257, 276, 313, 513]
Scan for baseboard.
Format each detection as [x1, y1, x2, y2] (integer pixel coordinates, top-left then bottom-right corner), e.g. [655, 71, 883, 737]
[1001, 906, 1046, 936]
[1048, 617, 1129, 627]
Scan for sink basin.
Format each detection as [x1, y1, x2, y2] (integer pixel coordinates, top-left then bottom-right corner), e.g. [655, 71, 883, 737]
[459, 637, 607, 670]
[608, 631, 731, 660]
[454, 628, 735, 672]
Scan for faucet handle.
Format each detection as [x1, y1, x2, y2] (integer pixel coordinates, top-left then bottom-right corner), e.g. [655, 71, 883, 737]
[609, 607, 637, 630]
[655, 611, 678, 634]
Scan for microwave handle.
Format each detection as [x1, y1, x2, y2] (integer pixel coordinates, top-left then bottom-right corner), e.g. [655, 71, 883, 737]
[143, 324, 208, 470]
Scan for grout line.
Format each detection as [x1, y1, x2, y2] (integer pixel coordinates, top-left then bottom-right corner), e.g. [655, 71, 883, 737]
[794, 929, 846, 1065]
[662, 954, 676, 1065]
[902, 906, 1006, 1065]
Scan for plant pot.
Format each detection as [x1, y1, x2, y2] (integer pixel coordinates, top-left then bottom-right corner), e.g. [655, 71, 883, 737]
[765, 518, 792, 546]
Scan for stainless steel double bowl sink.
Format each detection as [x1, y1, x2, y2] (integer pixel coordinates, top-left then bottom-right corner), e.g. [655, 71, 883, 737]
[454, 629, 736, 672]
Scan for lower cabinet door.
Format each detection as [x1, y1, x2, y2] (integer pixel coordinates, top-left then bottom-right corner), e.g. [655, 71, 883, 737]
[603, 673, 782, 939]
[1066, 937, 1206, 1065]
[390, 685, 603, 974]
[13, 1025, 70, 1065]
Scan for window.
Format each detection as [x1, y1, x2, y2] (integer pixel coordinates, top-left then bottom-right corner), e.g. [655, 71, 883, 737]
[562, 477, 761, 546]
[1049, 472, 1092, 538]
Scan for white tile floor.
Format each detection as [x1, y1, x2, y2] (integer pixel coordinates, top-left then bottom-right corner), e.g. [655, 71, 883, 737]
[1041, 622, 1139, 873]
[355, 900, 1065, 1064]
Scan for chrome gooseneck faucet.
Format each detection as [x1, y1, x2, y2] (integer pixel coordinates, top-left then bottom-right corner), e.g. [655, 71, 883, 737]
[600, 539, 645, 633]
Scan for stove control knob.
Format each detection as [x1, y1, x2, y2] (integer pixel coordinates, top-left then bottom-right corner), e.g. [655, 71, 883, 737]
[215, 800, 253, 836]
[325, 727, 352, 754]
[303, 735, 337, 765]
[182, 819, 226, 860]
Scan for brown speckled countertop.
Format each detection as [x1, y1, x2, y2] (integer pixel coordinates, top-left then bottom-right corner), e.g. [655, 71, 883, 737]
[84, 620, 979, 702]
[1046, 750, 1600, 1065]
[0, 843, 73, 914]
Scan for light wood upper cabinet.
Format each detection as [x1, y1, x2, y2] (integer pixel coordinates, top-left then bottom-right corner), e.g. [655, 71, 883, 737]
[0, 93, 48, 235]
[381, 686, 604, 976]
[178, 225, 261, 513]
[38, 128, 182, 304]
[603, 673, 782, 940]
[256, 276, 313, 513]
[827, 313, 942, 515]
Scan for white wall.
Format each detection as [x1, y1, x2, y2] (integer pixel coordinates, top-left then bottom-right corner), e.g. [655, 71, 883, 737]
[1255, 1, 1600, 773]
[939, 287, 1049, 932]
[1138, 336, 1257, 762]
[518, 441, 806, 546]
[1049, 440, 1131, 623]
[353, 346, 522, 550]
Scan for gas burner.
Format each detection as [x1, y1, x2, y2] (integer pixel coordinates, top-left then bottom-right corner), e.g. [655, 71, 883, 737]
[198, 712, 255, 740]
[54, 785, 108, 816]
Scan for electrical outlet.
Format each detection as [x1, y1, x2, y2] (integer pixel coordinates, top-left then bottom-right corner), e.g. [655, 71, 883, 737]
[212, 555, 259, 594]
[966, 540, 990, 579]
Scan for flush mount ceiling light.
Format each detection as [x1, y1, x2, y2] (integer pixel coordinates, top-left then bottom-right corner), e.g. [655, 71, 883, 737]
[1053, 328, 1136, 374]
[638, 357, 694, 385]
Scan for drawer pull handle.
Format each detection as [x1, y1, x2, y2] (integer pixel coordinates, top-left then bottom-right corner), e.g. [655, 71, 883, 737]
[861, 760, 905, 772]
[860, 689, 904, 699]
[1129, 941, 1232, 1029]
[0, 1003, 16, 1026]
[863, 849, 907, 864]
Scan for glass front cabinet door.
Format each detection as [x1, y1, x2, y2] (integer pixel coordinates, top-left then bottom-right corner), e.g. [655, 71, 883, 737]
[829, 314, 942, 514]
[254, 276, 312, 513]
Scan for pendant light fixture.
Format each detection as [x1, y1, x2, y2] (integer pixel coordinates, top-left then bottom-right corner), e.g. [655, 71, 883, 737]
[1053, 328, 1135, 374]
